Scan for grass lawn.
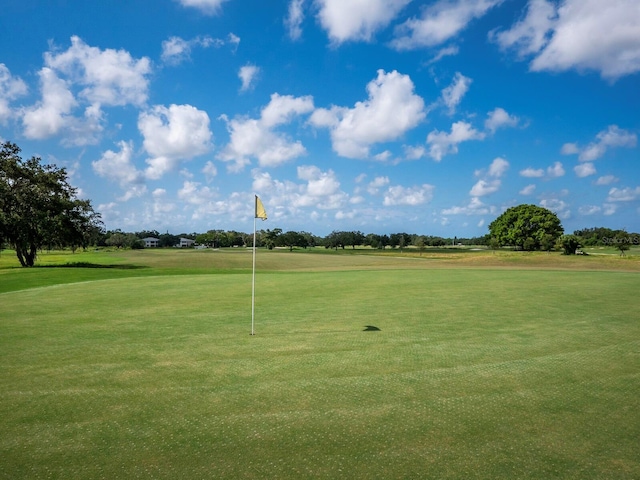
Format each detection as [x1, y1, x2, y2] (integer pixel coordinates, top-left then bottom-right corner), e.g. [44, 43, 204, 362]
[1, 248, 639, 478]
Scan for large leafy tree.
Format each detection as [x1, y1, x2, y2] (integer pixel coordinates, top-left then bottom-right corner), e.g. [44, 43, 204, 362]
[0, 142, 103, 267]
[489, 204, 563, 251]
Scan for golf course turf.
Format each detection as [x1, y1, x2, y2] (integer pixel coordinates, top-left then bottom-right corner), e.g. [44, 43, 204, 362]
[1, 248, 639, 478]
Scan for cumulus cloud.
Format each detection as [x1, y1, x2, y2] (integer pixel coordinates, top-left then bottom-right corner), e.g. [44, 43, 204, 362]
[578, 205, 601, 216]
[607, 186, 640, 202]
[139, 104, 213, 179]
[442, 197, 493, 215]
[202, 161, 218, 183]
[383, 184, 434, 206]
[491, 0, 640, 80]
[315, 0, 411, 44]
[45, 36, 151, 107]
[0, 64, 28, 124]
[238, 64, 260, 91]
[519, 167, 545, 178]
[176, 0, 229, 15]
[520, 184, 536, 195]
[546, 161, 565, 178]
[426, 121, 485, 161]
[391, 0, 504, 50]
[285, 0, 306, 40]
[560, 142, 580, 155]
[595, 175, 618, 186]
[218, 93, 314, 171]
[485, 107, 519, 133]
[92, 140, 147, 201]
[310, 69, 425, 158]
[470, 157, 509, 196]
[22, 68, 76, 140]
[519, 161, 564, 179]
[252, 166, 348, 213]
[540, 198, 570, 219]
[367, 176, 390, 195]
[161, 35, 216, 65]
[441, 72, 472, 114]
[578, 125, 637, 162]
[22, 36, 151, 144]
[574, 162, 596, 178]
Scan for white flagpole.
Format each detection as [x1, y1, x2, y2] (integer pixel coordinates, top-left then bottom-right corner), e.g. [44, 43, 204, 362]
[251, 214, 257, 336]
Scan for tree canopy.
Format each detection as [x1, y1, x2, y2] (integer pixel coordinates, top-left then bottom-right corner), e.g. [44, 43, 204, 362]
[0, 142, 102, 266]
[489, 204, 563, 251]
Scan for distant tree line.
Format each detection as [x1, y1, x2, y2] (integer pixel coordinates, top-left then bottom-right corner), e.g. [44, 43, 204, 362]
[91, 228, 490, 252]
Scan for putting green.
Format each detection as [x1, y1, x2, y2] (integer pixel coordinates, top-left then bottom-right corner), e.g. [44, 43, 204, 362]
[1, 269, 639, 479]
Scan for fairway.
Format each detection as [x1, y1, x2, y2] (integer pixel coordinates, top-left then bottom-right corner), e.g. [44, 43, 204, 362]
[1, 251, 639, 478]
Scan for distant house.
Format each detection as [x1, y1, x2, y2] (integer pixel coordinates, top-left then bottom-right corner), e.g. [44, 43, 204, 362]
[143, 237, 160, 248]
[179, 238, 195, 248]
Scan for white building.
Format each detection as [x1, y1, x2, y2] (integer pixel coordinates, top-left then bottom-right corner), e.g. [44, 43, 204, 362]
[142, 237, 160, 248]
[179, 238, 195, 248]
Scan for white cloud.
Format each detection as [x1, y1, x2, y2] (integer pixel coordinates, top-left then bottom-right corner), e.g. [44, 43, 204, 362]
[442, 197, 492, 215]
[520, 184, 536, 195]
[426, 121, 485, 161]
[490, 0, 556, 58]
[403, 144, 426, 160]
[161, 36, 216, 65]
[22, 36, 151, 144]
[310, 69, 425, 158]
[491, 0, 640, 80]
[470, 179, 501, 196]
[488, 156, 509, 177]
[92, 141, 147, 201]
[367, 176, 390, 195]
[603, 203, 617, 215]
[426, 45, 460, 64]
[574, 162, 596, 178]
[139, 104, 213, 179]
[607, 186, 640, 202]
[0, 64, 28, 124]
[469, 157, 508, 196]
[441, 72, 472, 114]
[383, 184, 434, 206]
[485, 107, 519, 133]
[520, 167, 544, 178]
[392, 0, 504, 50]
[315, 0, 411, 44]
[251, 167, 348, 214]
[176, 0, 229, 15]
[22, 68, 76, 140]
[578, 205, 601, 215]
[202, 161, 218, 183]
[540, 198, 570, 219]
[594, 175, 618, 186]
[239, 64, 260, 92]
[578, 125, 637, 162]
[519, 162, 564, 179]
[219, 93, 314, 171]
[285, 0, 306, 40]
[561, 142, 580, 155]
[45, 36, 151, 107]
[546, 161, 565, 178]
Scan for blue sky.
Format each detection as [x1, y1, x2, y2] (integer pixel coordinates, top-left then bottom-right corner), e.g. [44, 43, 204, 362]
[1, 0, 638, 237]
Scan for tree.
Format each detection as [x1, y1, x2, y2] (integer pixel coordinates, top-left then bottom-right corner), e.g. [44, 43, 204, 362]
[557, 234, 581, 255]
[489, 204, 563, 251]
[0, 142, 102, 267]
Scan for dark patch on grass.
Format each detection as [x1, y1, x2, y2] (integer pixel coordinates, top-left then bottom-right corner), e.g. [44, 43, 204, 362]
[363, 325, 381, 331]
[39, 262, 148, 270]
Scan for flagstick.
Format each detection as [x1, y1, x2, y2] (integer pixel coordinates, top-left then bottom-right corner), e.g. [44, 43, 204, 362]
[251, 215, 257, 336]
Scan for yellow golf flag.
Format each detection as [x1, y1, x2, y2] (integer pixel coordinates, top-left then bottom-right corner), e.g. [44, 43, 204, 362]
[255, 195, 267, 220]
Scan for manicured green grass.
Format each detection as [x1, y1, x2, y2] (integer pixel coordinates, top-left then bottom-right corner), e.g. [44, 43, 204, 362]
[1, 249, 639, 478]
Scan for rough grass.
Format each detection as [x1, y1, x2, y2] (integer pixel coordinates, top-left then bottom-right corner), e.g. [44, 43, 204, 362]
[1, 249, 639, 478]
